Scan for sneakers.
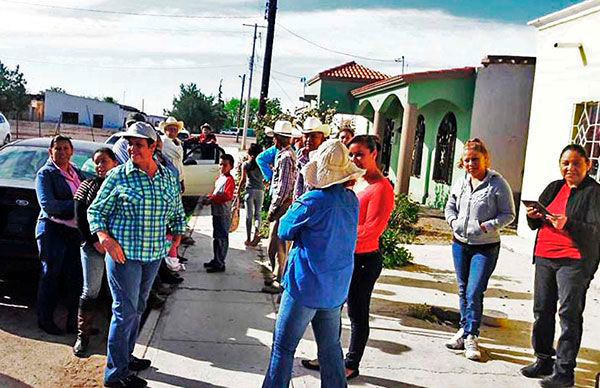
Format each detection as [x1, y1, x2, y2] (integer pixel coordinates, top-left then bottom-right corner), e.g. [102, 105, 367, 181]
[129, 356, 151, 372]
[464, 334, 481, 361]
[521, 358, 555, 378]
[445, 328, 465, 350]
[104, 374, 147, 388]
[539, 372, 574, 388]
[206, 265, 225, 273]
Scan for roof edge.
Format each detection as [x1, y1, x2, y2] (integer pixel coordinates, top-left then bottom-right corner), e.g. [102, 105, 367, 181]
[528, 0, 600, 28]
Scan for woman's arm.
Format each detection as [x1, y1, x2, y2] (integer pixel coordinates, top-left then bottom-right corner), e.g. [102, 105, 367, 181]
[237, 164, 247, 195]
[444, 180, 461, 228]
[278, 199, 311, 241]
[36, 169, 75, 219]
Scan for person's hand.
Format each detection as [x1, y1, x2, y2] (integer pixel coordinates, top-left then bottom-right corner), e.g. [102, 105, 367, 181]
[267, 210, 275, 223]
[479, 223, 488, 233]
[97, 231, 126, 264]
[93, 241, 106, 255]
[526, 206, 544, 219]
[546, 214, 567, 230]
[180, 180, 185, 193]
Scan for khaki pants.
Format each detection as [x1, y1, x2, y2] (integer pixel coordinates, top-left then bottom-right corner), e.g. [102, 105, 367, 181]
[267, 217, 291, 284]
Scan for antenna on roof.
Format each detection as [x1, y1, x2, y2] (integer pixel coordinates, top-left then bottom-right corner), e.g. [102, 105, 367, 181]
[395, 56, 405, 74]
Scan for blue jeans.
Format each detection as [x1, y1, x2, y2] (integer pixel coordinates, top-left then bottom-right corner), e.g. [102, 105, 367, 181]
[80, 242, 105, 300]
[104, 255, 161, 384]
[36, 222, 82, 325]
[452, 241, 500, 337]
[263, 291, 347, 388]
[212, 215, 230, 268]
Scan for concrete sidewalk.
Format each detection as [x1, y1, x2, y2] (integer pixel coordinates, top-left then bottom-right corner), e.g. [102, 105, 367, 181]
[135, 210, 600, 388]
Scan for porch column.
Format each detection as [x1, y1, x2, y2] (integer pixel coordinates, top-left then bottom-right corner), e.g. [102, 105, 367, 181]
[395, 103, 418, 194]
[372, 110, 385, 166]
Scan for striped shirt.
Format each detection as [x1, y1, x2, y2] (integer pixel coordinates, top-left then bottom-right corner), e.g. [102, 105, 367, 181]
[88, 160, 186, 262]
[269, 146, 297, 216]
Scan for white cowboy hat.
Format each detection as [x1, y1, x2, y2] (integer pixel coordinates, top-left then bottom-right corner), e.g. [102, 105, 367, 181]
[303, 139, 365, 189]
[264, 120, 294, 138]
[114, 122, 158, 142]
[297, 116, 331, 137]
[159, 116, 184, 131]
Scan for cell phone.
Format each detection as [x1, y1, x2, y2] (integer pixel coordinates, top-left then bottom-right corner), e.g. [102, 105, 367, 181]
[521, 200, 553, 217]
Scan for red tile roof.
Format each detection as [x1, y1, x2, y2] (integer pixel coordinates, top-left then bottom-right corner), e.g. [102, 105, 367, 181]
[351, 66, 476, 97]
[308, 61, 389, 85]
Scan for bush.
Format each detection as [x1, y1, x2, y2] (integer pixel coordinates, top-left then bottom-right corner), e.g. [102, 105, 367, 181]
[379, 193, 420, 268]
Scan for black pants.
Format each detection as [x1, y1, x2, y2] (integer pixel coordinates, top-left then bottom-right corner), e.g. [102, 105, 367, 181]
[345, 251, 383, 370]
[532, 257, 591, 376]
[212, 215, 230, 268]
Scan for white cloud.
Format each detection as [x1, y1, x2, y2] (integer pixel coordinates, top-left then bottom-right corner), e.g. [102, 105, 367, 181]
[0, 4, 536, 115]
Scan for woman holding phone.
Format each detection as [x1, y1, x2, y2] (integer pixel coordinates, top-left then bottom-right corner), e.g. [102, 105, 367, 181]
[444, 138, 515, 361]
[521, 144, 600, 388]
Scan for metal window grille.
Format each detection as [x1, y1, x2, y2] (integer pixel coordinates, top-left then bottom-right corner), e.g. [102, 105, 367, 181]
[432, 112, 457, 184]
[572, 102, 600, 181]
[411, 115, 425, 178]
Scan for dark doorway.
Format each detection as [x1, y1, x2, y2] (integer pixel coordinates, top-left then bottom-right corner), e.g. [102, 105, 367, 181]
[412, 115, 426, 178]
[432, 112, 457, 184]
[93, 114, 104, 128]
[380, 118, 395, 175]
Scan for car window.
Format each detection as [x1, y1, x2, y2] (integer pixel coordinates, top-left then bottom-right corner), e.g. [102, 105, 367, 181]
[0, 115, 5, 124]
[0, 145, 96, 181]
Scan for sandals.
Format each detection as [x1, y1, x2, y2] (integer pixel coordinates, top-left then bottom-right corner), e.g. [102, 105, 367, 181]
[301, 359, 320, 371]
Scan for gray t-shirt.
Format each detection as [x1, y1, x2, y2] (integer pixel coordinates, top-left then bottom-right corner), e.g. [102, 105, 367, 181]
[244, 161, 264, 191]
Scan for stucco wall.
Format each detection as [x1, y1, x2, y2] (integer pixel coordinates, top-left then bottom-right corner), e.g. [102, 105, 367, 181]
[470, 63, 535, 207]
[319, 79, 374, 113]
[44, 91, 123, 129]
[518, 7, 600, 238]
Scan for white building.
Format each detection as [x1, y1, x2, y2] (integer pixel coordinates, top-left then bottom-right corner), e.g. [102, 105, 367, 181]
[518, 0, 600, 237]
[43, 91, 138, 130]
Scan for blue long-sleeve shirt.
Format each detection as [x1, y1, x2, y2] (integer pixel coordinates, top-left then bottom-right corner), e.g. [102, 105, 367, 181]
[279, 184, 359, 309]
[256, 145, 278, 182]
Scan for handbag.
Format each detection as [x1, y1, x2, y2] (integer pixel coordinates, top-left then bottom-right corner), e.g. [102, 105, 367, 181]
[229, 196, 241, 232]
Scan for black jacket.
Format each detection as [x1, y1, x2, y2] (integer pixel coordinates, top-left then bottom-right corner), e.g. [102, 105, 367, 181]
[528, 176, 600, 278]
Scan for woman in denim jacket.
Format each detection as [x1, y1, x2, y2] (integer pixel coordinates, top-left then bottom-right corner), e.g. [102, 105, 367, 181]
[444, 138, 515, 360]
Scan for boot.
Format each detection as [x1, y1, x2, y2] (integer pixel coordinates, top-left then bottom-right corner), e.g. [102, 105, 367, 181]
[73, 298, 94, 357]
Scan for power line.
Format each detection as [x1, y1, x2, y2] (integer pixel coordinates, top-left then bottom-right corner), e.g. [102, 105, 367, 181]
[271, 76, 296, 106]
[1, 0, 255, 19]
[277, 22, 397, 63]
[2, 57, 245, 70]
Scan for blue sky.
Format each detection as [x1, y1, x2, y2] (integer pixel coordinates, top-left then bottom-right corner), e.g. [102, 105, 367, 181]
[0, 0, 580, 114]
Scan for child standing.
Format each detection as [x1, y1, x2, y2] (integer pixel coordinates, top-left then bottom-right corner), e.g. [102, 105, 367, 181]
[203, 154, 235, 273]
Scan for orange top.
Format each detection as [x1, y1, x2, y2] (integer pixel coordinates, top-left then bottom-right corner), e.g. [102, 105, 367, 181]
[355, 178, 395, 254]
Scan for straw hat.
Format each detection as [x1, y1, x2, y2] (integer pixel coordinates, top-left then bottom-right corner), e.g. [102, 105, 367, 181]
[297, 116, 331, 137]
[159, 116, 184, 131]
[303, 139, 365, 189]
[264, 120, 294, 138]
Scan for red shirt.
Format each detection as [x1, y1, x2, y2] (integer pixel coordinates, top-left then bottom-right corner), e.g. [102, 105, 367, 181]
[534, 183, 582, 259]
[355, 178, 395, 254]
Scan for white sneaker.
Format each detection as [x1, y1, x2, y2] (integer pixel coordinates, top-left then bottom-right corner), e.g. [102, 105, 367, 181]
[464, 335, 481, 360]
[445, 328, 465, 350]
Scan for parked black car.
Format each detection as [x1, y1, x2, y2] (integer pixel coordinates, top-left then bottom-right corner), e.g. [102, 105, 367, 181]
[0, 138, 102, 273]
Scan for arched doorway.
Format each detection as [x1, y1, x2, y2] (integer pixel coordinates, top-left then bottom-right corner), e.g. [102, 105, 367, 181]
[432, 112, 457, 184]
[412, 115, 425, 177]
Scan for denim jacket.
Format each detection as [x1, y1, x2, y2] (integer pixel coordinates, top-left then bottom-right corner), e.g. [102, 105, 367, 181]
[35, 159, 85, 238]
[445, 169, 515, 245]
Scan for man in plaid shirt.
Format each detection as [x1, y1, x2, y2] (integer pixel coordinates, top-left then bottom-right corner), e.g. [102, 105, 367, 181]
[262, 120, 298, 294]
[88, 122, 185, 388]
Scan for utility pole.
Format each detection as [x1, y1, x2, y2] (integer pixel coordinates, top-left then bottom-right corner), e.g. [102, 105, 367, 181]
[242, 23, 266, 150]
[236, 74, 246, 143]
[258, 0, 277, 117]
[395, 56, 405, 74]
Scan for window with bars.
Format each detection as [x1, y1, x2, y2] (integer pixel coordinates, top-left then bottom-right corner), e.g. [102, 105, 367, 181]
[572, 102, 600, 181]
[432, 112, 457, 184]
[411, 115, 425, 178]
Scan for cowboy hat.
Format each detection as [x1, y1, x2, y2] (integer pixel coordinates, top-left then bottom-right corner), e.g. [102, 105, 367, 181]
[303, 139, 365, 189]
[159, 116, 184, 131]
[264, 120, 294, 138]
[114, 122, 158, 142]
[297, 116, 331, 137]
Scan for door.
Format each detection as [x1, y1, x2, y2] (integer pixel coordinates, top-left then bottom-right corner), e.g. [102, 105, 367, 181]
[93, 114, 104, 128]
[380, 118, 395, 175]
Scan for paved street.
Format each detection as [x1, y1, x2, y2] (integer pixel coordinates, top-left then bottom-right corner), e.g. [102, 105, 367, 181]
[133, 207, 600, 388]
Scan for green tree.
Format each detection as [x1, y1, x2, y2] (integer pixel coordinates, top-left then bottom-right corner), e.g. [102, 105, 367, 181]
[103, 96, 117, 103]
[0, 61, 28, 116]
[165, 83, 227, 132]
[48, 86, 66, 93]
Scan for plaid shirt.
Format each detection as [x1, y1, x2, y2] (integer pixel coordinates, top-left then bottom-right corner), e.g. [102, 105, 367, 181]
[88, 160, 186, 262]
[294, 147, 310, 200]
[269, 146, 297, 216]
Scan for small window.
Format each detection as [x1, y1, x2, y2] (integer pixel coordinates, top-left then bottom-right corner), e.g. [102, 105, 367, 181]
[411, 115, 425, 177]
[62, 112, 79, 125]
[432, 112, 457, 184]
[572, 101, 600, 181]
[0, 115, 5, 124]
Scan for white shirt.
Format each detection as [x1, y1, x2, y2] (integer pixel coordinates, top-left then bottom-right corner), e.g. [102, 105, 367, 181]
[161, 135, 185, 180]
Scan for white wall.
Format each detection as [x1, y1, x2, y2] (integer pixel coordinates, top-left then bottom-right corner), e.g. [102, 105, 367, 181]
[518, 4, 600, 237]
[44, 91, 122, 129]
[470, 62, 535, 202]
